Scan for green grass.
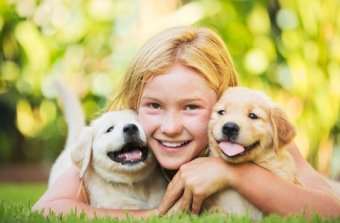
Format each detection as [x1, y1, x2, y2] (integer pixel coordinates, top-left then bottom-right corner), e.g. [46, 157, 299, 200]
[0, 183, 339, 223]
[0, 182, 47, 206]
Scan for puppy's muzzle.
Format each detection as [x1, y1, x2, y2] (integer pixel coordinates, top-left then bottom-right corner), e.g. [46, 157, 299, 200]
[222, 122, 239, 141]
[218, 122, 260, 158]
[107, 123, 148, 165]
[123, 124, 140, 142]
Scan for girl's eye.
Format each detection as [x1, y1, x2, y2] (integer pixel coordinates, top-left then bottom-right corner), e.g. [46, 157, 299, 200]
[106, 126, 114, 133]
[185, 104, 199, 110]
[248, 113, 258, 119]
[149, 103, 161, 109]
[217, 110, 226, 115]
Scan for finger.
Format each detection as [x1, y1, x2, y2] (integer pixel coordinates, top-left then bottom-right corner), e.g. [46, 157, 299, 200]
[159, 186, 183, 215]
[191, 195, 203, 215]
[179, 188, 193, 212]
[158, 175, 184, 214]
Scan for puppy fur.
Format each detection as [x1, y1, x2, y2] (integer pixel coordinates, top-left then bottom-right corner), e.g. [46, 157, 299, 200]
[205, 86, 299, 219]
[49, 81, 166, 209]
[48, 81, 85, 186]
[71, 111, 167, 209]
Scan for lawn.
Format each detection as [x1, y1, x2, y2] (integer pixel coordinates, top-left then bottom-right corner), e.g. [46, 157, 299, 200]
[0, 182, 47, 206]
[0, 182, 339, 223]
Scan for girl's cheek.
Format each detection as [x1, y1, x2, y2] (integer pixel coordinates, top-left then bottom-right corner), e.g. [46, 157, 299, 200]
[138, 111, 149, 127]
[138, 111, 157, 133]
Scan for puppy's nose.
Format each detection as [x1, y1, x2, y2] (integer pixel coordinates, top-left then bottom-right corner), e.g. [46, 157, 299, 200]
[222, 122, 239, 137]
[123, 124, 139, 136]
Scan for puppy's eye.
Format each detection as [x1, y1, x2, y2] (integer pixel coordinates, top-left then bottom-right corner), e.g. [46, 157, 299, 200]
[248, 113, 258, 119]
[217, 110, 226, 115]
[106, 126, 114, 133]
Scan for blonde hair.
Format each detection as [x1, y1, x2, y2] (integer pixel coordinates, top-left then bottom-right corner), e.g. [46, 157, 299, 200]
[108, 26, 238, 110]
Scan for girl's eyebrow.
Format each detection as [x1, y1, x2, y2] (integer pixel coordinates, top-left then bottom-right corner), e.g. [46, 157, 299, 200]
[141, 95, 207, 104]
[140, 96, 159, 101]
[181, 98, 207, 104]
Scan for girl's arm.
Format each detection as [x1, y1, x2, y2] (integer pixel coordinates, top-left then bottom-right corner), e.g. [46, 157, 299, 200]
[32, 165, 158, 219]
[287, 143, 335, 194]
[159, 143, 340, 217]
[230, 144, 340, 217]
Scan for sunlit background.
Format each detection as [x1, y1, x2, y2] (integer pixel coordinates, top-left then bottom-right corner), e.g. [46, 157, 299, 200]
[1, 0, 340, 180]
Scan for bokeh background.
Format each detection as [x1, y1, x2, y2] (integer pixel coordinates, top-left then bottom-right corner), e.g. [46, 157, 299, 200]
[1, 0, 340, 182]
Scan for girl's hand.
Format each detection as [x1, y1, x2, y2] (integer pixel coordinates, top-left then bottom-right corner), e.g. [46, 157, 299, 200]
[158, 157, 234, 215]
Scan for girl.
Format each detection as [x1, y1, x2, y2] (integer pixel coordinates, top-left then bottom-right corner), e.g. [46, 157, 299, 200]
[33, 26, 340, 218]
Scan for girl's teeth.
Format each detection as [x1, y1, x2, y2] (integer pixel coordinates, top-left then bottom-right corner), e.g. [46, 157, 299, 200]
[161, 141, 187, 148]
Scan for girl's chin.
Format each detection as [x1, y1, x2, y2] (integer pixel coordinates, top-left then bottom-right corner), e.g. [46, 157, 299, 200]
[150, 140, 198, 170]
[158, 157, 187, 170]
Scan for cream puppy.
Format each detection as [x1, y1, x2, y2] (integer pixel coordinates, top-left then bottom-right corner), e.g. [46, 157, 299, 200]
[71, 110, 167, 209]
[205, 86, 299, 219]
[49, 81, 166, 209]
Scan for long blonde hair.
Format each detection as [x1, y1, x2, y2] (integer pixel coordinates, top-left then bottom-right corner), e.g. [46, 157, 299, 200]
[108, 26, 238, 110]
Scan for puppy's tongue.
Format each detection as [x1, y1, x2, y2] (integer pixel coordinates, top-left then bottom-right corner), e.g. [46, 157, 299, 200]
[117, 149, 142, 162]
[219, 142, 245, 156]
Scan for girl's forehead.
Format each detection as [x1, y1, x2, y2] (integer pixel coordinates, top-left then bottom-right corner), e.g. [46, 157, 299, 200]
[142, 77, 216, 100]
[143, 65, 213, 91]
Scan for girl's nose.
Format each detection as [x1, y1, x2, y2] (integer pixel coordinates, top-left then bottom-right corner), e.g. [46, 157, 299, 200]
[160, 111, 182, 135]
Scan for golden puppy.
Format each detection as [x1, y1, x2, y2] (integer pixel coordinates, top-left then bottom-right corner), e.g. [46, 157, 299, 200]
[205, 86, 299, 219]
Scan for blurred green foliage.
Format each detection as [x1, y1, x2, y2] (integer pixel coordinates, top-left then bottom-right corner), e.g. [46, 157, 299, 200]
[0, 0, 339, 177]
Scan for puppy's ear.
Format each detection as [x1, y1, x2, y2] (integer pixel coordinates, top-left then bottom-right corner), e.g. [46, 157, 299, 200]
[270, 107, 296, 151]
[71, 127, 93, 178]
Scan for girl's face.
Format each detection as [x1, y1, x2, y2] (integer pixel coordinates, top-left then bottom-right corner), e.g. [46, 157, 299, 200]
[138, 64, 217, 170]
